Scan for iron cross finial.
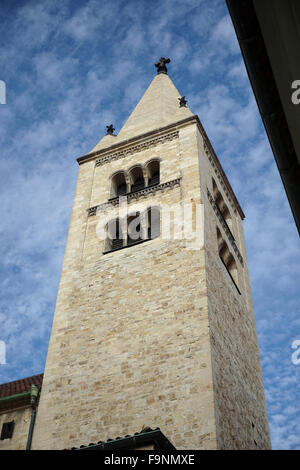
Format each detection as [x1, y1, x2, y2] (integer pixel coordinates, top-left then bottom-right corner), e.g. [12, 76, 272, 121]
[106, 124, 115, 135]
[155, 57, 171, 75]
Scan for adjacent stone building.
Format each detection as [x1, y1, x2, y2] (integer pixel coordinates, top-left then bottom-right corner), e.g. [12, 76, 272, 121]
[1, 59, 271, 450]
[0, 374, 43, 450]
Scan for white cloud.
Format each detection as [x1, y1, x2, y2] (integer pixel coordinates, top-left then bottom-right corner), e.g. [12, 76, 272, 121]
[211, 15, 240, 55]
[0, 0, 299, 450]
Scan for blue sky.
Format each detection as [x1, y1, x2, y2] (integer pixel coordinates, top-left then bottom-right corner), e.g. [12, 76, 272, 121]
[0, 0, 299, 450]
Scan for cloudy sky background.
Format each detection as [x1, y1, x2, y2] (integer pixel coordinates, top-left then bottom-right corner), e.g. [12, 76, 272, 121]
[0, 0, 299, 449]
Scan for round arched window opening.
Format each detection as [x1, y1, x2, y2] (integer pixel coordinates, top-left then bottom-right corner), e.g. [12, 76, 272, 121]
[147, 160, 160, 186]
[129, 166, 145, 192]
[111, 172, 127, 198]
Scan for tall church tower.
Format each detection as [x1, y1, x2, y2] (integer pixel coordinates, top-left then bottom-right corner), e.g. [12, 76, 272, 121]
[32, 59, 271, 450]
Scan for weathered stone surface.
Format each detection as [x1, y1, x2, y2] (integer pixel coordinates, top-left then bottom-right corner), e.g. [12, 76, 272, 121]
[30, 72, 270, 450]
[89, 73, 193, 153]
[0, 408, 31, 450]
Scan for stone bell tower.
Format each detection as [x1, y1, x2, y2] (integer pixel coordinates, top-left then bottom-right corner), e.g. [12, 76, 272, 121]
[31, 59, 271, 450]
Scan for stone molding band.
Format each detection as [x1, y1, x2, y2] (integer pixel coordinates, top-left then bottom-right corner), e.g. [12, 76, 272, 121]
[95, 131, 179, 167]
[87, 178, 181, 216]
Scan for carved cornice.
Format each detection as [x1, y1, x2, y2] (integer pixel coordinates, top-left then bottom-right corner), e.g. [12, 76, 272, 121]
[207, 188, 244, 265]
[77, 115, 196, 165]
[87, 178, 181, 216]
[95, 131, 179, 167]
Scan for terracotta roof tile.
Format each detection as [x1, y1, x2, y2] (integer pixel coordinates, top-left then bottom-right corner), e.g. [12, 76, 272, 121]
[0, 373, 43, 399]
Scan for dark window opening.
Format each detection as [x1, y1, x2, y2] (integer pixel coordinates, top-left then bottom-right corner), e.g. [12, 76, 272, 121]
[147, 160, 160, 187]
[131, 177, 145, 192]
[148, 171, 159, 186]
[116, 183, 127, 196]
[127, 215, 142, 246]
[130, 167, 145, 193]
[147, 207, 160, 239]
[111, 172, 127, 198]
[1, 421, 15, 440]
[213, 178, 234, 238]
[111, 238, 124, 250]
[217, 227, 241, 295]
[104, 208, 160, 254]
[106, 219, 124, 251]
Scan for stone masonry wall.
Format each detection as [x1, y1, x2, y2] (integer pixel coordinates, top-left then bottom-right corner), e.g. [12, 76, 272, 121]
[0, 407, 31, 450]
[32, 123, 217, 450]
[196, 130, 271, 449]
[31, 118, 270, 450]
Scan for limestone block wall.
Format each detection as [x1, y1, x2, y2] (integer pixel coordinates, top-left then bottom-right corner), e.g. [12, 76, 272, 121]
[31, 117, 270, 450]
[32, 122, 218, 450]
[0, 407, 31, 450]
[196, 130, 271, 449]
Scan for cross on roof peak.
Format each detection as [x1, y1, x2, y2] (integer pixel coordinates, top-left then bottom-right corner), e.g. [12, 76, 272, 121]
[155, 57, 170, 75]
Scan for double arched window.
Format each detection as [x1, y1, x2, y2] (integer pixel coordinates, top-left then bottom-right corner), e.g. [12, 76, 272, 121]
[213, 178, 233, 234]
[110, 159, 160, 199]
[104, 206, 161, 252]
[217, 227, 240, 293]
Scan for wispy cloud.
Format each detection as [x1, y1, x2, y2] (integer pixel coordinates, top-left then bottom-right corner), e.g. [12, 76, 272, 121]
[0, 0, 299, 450]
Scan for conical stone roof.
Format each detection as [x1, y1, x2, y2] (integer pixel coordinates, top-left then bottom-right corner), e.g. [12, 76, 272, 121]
[90, 71, 193, 153]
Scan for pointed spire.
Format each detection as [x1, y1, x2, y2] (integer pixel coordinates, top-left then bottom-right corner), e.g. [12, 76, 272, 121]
[89, 60, 193, 153]
[116, 71, 193, 140]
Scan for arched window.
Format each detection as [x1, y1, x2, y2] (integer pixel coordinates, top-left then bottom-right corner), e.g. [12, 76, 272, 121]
[104, 208, 161, 253]
[217, 227, 240, 292]
[212, 178, 219, 200]
[213, 178, 233, 235]
[222, 204, 233, 232]
[227, 254, 238, 287]
[129, 166, 145, 192]
[127, 212, 142, 246]
[219, 239, 230, 266]
[147, 160, 160, 186]
[105, 218, 124, 251]
[216, 227, 223, 250]
[147, 206, 160, 239]
[110, 172, 127, 198]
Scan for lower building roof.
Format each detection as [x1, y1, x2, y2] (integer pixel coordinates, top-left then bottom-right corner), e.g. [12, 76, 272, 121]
[0, 373, 43, 399]
[69, 427, 176, 451]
